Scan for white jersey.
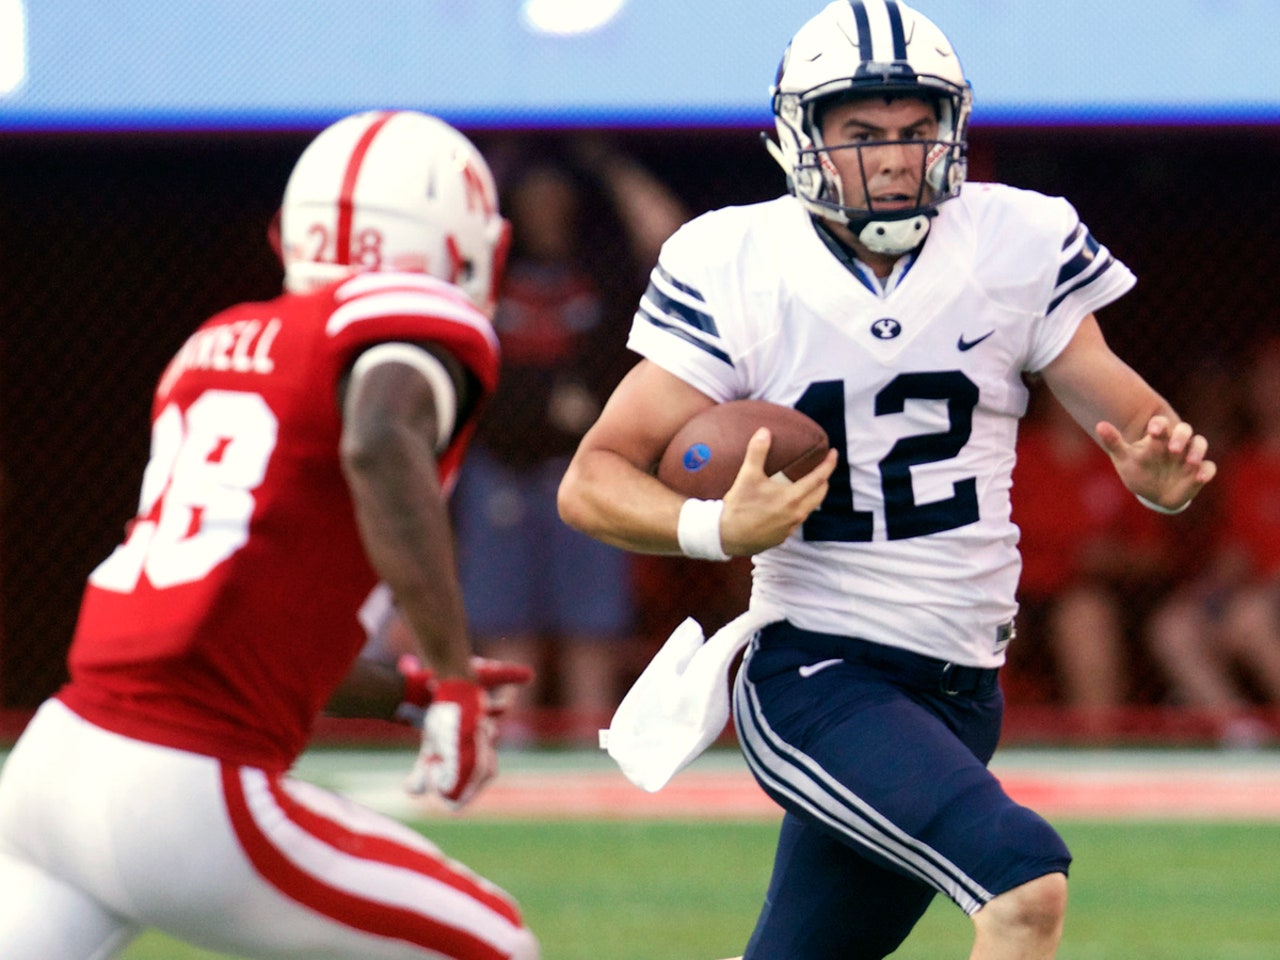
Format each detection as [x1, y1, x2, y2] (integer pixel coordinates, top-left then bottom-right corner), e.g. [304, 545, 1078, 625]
[630, 184, 1135, 667]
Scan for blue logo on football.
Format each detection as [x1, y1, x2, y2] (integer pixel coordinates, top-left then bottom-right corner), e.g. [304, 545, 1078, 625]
[682, 443, 712, 472]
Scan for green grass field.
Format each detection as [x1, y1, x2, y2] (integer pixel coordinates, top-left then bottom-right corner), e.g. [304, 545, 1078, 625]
[119, 818, 1280, 959]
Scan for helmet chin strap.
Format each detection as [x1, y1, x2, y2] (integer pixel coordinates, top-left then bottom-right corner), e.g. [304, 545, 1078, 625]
[856, 214, 931, 255]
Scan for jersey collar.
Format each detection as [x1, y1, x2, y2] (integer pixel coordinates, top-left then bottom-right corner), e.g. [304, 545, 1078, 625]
[811, 219, 918, 297]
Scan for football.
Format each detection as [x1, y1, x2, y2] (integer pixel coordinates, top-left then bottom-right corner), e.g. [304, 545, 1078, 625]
[656, 399, 830, 499]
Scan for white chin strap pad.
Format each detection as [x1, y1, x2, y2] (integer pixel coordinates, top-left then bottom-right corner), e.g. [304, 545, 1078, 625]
[858, 214, 931, 255]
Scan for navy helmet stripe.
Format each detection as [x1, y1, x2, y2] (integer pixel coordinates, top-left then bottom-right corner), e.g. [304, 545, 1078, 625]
[635, 308, 734, 367]
[847, 0, 908, 61]
[884, 0, 908, 59]
[847, 1, 873, 56]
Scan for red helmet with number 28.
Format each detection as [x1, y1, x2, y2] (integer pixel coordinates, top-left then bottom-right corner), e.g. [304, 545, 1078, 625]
[280, 110, 510, 315]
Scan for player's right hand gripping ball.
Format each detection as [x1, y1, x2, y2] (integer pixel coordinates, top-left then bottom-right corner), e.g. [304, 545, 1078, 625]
[657, 399, 830, 499]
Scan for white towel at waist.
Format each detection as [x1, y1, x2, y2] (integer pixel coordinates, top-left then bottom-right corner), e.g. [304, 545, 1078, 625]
[599, 602, 783, 792]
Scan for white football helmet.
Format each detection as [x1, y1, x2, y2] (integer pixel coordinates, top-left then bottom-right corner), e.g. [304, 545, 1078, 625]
[280, 110, 510, 314]
[768, 0, 973, 254]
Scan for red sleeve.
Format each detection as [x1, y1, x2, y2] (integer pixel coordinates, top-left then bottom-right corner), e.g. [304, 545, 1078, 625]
[322, 272, 500, 392]
[319, 272, 502, 490]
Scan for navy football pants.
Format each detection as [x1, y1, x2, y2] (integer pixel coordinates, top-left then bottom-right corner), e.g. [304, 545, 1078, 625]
[734, 621, 1071, 960]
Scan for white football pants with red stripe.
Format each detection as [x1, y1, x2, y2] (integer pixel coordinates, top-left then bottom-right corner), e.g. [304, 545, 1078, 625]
[0, 699, 538, 960]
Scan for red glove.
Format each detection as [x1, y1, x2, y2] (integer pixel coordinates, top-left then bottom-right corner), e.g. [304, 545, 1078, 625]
[401, 656, 534, 809]
[397, 655, 534, 711]
[406, 679, 496, 808]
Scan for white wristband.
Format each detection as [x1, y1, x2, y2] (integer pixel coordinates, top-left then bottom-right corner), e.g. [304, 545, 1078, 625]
[1136, 493, 1190, 515]
[677, 498, 729, 561]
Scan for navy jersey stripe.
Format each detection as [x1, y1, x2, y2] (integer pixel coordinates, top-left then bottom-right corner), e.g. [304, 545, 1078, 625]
[1060, 222, 1085, 251]
[655, 263, 707, 303]
[1047, 256, 1116, 313]
[635, 308, 734, 366]
[642, 278, 720, 337]
[1055, 230, 1101, 287]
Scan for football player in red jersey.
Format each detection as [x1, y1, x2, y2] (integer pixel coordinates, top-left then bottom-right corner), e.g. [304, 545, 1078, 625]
[0, 111, 538, 960]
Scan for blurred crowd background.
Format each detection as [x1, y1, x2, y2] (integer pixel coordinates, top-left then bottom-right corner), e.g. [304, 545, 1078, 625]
[1, 121, 1277, 747]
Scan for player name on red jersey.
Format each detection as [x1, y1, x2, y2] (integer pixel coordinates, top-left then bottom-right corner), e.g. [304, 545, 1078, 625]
[158, 318, 281, 396]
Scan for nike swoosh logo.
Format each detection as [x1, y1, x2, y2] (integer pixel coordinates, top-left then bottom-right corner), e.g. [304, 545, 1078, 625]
[957, 330, 995, 351]
[798, 658, 842, 679]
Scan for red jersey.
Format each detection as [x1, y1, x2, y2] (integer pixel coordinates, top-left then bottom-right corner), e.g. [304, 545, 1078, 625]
[1012, 423, 1167, 596]
[1219, 442, 1280, 577]
[493, 262, 601, 365]
[59, 272, 499, 771]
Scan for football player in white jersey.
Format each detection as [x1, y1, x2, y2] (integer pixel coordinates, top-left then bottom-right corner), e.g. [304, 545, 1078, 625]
[558, 2, 1215, 958]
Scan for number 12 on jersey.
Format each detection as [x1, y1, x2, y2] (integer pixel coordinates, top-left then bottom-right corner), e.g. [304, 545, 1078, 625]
[796, 372, 980, 542]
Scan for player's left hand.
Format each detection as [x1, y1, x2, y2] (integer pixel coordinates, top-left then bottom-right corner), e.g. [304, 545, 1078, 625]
[1096, 415, 1217, 511]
